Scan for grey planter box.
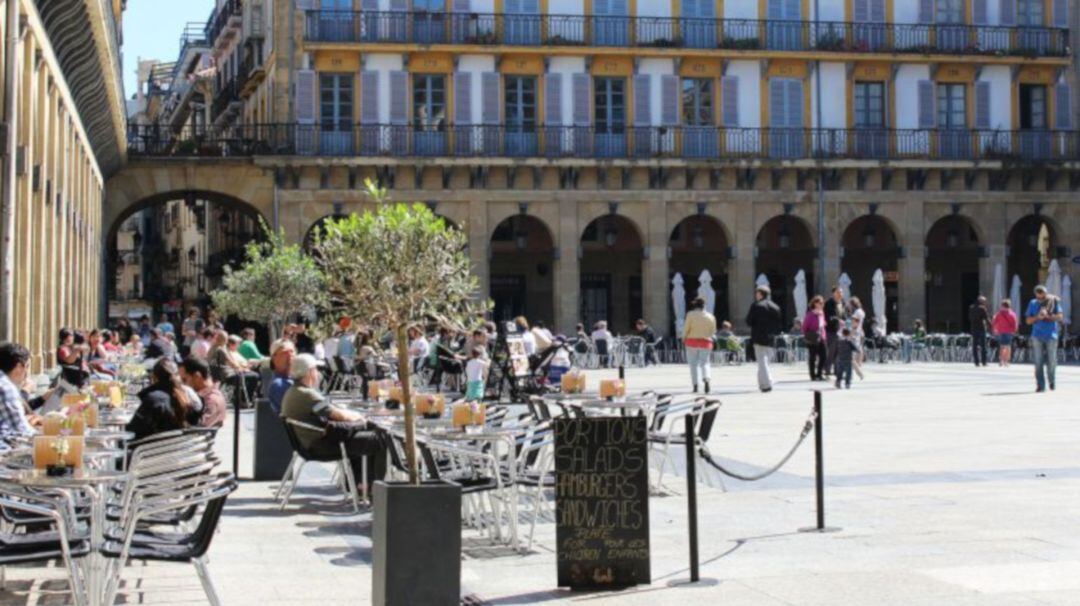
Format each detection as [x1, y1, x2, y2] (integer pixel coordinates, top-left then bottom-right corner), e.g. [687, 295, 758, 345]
[372, 480, 462, 606]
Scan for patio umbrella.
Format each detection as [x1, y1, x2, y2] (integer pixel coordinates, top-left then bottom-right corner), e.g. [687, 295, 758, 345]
[698, 269, 716, 316]
[1062, 275, 1073, 326]
[672, 273, 686, 336]
[1010, 275, 1022, 311]
[793, 269, 808, 323]
[991, 262, 1004, 308]
[872, 269, 887, 335]
[838, 272, 852, 301]
[756, 274, 770, 299]
[1047, 259, 1063, 301]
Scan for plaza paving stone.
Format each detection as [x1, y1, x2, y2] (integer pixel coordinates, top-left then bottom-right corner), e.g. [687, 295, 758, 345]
[1, 361, 1077, 605]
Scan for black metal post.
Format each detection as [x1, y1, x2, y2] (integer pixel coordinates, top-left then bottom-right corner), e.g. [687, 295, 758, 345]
[233, 398, 241, 479]
[618, 364, 625, 380]
[684, 414, 700, 582]
[814, 390, 824, 530]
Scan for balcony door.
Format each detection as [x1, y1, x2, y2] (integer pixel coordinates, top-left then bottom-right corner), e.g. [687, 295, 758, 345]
[852, 0, 886, 51]
[766, 0, 803, 51]
[413, 74, 448, 155]
[319, 74, 354, 155]
[682, 78, 716, 158]
[318, 0, 354, 41]
[595, 77, 627, 157]
[681, 0, 717, 49]
[936, 83, 970, 158]
[1019, 84, 1050, 159]
[505, 76, 538, 156]
[1017, 0, 1048, 52]
[853, 81, 887, 158]
[414, 0, 447, 44]
[505, 0, 541, 45]
[594, 0, 630, 47]
[769, 78, 804, 158]
[935, 0, 966, 51]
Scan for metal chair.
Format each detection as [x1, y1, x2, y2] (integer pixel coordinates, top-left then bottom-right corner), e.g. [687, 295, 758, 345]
[276, 418, 362, 512]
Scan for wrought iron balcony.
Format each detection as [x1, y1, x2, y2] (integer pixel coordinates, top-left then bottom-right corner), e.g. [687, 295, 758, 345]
[304, 10, 1069, 57]
[127, 123, 1080, 164]
[207, 0, 243, 47]
[210, 80, 241, 123]
[178, 22, 209, 58]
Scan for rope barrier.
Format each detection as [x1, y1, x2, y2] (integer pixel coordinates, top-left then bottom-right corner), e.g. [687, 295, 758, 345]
[698, 407, 818, 482]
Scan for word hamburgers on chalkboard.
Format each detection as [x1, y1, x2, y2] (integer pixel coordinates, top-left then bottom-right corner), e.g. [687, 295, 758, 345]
[555, 417, 651, 589]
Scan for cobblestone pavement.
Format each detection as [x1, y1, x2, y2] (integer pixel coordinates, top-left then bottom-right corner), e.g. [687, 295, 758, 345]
[1, 361, 1077, 605]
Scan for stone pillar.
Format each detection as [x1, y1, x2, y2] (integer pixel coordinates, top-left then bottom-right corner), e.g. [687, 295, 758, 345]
[982, 244, 1007, 307]
[898, 200, 926, 330]
[555, 198, 580, 334]
[730, 200, 756, 330]
[467, 201, 489, 303]
[643, 198, 670, 336]
[822, 196, 841, 296]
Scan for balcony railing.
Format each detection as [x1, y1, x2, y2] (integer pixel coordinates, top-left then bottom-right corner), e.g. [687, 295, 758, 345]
[304, 10, 1069, 57]
[127, 124, 1080, 163]
[210, 80, 241, 123]
[179, 22, 209, 57]
[207, 0, 243, 46]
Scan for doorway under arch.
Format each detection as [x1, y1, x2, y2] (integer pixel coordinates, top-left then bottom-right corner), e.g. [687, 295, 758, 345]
[755, 215, 815, 328]
[488, 215, 556, 327]
[669, 214, 730, 327]
[580, 215, 644, 333]
[841, 215, 900, 333]
[925, 215, 982, 332]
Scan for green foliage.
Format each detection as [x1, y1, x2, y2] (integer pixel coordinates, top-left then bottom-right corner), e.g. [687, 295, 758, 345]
[312, 180, 485, 334]
[211, 223, 327, 336]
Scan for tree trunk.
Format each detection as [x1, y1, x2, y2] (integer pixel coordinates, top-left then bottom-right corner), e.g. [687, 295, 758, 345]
[395, 324, 420, 485]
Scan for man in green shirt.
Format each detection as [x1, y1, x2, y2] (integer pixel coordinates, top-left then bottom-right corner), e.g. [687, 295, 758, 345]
[281, 354, 386, 493]
[238, 328, 264, 362]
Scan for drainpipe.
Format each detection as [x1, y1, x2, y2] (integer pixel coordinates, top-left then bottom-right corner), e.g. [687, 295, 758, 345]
[0, 0, 20, 341]
[813, 0, 826, 295]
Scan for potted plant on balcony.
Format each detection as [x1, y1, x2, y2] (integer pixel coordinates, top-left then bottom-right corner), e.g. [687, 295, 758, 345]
[312, 179, 486, 606]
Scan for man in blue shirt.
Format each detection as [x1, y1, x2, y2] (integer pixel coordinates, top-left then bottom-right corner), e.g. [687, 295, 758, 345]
[1025, 285, 1064, 393]
[266, 339, 296, 413]
[156, 313, 176, 339]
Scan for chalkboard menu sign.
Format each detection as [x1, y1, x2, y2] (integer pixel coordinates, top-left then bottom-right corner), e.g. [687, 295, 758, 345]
[555, 417, 650, 589]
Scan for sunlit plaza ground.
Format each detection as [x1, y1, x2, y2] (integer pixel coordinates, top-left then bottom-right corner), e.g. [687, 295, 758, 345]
[2, 360, 1079, 605]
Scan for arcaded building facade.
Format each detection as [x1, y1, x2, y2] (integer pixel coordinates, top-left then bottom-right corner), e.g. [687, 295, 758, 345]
[120, 0, 1080, 336]
[0, 0, 126, 370]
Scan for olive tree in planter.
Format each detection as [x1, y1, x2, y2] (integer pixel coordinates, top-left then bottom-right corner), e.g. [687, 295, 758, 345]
[313, 182, 484, 606]
[210, 225, 327, 340]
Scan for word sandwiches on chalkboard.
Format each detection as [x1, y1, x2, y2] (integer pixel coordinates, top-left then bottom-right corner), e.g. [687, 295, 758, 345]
[555, 417, 651, 589]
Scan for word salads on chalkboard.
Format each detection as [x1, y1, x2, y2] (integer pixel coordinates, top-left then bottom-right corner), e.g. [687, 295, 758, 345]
[554, 416, 651, 589]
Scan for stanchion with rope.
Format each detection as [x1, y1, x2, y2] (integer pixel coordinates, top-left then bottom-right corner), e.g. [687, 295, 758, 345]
[799, 390, 840, 533]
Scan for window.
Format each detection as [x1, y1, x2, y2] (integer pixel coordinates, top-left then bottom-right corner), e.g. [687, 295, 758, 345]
[937, 83, 966, 128]
[935, 0, 963, 23]
[1017, 0, 1044, 26]
[594, 77, 626, 134]
[505, 76, 537, 132]
[414, 0, 445, 11]
[1019, 84, 1047, 129]
[319, 74, 353, 132]
[853, 82, 885, 127]
[681, 78, 714, 126]
[413, 74, 447, 130]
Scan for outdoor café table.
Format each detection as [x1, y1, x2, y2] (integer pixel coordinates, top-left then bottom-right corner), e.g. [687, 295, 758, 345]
[0, 467, 129, 606]
[425, 427, 523, 552]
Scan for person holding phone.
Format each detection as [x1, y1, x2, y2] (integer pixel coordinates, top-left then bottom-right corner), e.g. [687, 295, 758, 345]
[1025, 285, 1064, 392]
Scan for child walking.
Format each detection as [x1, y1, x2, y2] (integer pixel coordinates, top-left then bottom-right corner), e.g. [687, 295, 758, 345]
[465, 346, 490, 402]
[835, 328, 860, 390]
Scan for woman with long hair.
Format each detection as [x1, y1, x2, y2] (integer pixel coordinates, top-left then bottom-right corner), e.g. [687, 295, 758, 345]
[126, 359, 203, 441]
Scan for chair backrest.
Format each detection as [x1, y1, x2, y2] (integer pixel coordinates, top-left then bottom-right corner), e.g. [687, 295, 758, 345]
[695, 400, 721, 443]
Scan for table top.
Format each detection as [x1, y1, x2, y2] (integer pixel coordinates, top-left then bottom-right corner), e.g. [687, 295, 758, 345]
[0, 467, 127, 487]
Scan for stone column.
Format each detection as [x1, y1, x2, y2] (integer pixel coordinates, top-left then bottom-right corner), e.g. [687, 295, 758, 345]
[643, 198, 670, 336]
[730, 199, 756, 330]
[898, 200, 926, 330]
[555, 198, 580, 334]
[467, 201, 489, 303]
[822, 196, 841, 296]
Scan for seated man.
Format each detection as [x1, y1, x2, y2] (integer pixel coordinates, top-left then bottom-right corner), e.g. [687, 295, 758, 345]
[266, 339, 296, 413]
[0, 342, 40, 450]
[281, 354, 386, 493]
[180, 357, 227, 428]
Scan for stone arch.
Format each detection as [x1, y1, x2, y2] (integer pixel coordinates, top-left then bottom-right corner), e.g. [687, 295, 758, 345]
[488, 215, 557, 326]
[668, 214, 731, 328]
[580, 214, 644, 333]
[840, 214, 901, 332]
[925, 215, 983, 332]
[755, 214, 815, 327]
[1008, 214, 1062, 307]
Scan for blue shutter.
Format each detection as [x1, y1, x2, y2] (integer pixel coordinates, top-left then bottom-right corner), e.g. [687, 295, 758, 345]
[853, 0, 869, 22]
[389, 71, 408, 125]
[361, 0, 377, 9]
[545, 73, 563, 125]
[918, 0, 933, 23]
[974, 81, 991, 128]
[594, 0, 610, 16]
[521, 0, 540, 12]
[360, 71, 379, 124]
[917, 80, 935, 128]
[297, 0, 317, 9]
[661, 75, 679, 126]
[767, 0, 783, 20]
[389, 0, 407, 10]
[870, 0, 886, 21]
[505, 0, 522, 12]
[972, 0, 988, 24]
[786, 79, 803, 128]
[1053, 0, 1068, 28]
[699, 0, 715, 18]
[682, 0, 698, 18]
[481, 72, 500, 124]
[633, 74, 651, 126]
[573, 73, 591, 126]
[295, 70, 316, 124]
[769, 79, 786, 127]
[452, 0, 471, 11]
[999, 0, 1016, 26]
[1056, 83, 1072, 128]
[454, 72, 472, 124]
[610, 0, 628, 16]
[721, 76, 739, 127]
